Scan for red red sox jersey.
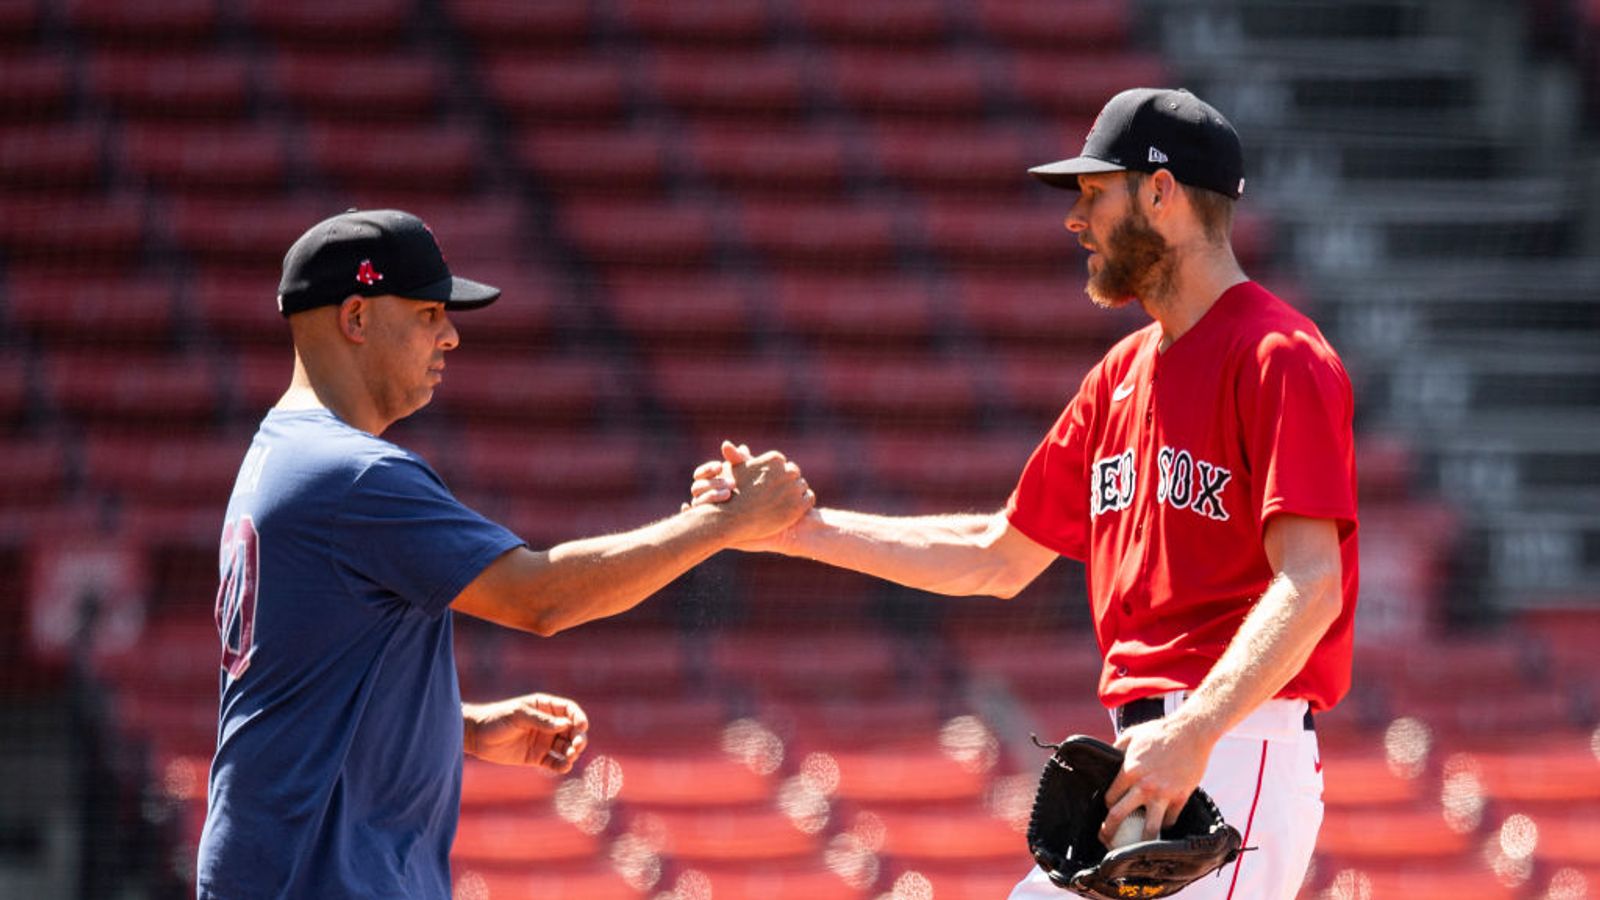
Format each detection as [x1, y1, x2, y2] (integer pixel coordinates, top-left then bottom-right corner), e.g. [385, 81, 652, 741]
[1006, 282, 1358, 712]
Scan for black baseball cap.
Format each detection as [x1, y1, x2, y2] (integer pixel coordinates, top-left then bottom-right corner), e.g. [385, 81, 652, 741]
[277, 208, 501, 316]
[1029, 88, 1245, 199]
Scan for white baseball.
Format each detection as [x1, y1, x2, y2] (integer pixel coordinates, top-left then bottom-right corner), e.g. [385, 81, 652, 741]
[1111, 808, 1146, 848]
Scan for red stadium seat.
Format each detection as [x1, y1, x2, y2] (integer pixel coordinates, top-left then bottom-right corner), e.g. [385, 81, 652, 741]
[559, 199, 719, 268]
[43, 351, 220, 426]
[992, 351, 1105, 421]
[458, 430, 646, 501]
[952, 274, 1144, 347]
[769, 274, 935, 346]
[971, 0, 1130, 49]
[85, 51, 251, 120]
[794, 0, 951, 45]
[515, 126, 673, 197]
[325, 197, 530, 266]
[618, 0, 774, 46]
[649, 351, 799, 440]
[810, 353, 980, 430]
[578, 696, 732, 752]
[304, 122, 482, 192]
[269, 50, 443, 120]
[865, 805, 1020, 860]
[0, 0, 40, 46]
[81, 432, 243, 506]
[444, 0, 594, 50]
[625, 806, 819, 861]
[1308, 861, 1522, 900]
[451, 810, 601, 866]
[921, 199, 1072, 267]
[689, 862, 866, 900]
[0, 123, 105, 191]
[1315, 805, 1474, 861]
[427, 355, 613, 426]
[948, 632, 1104, 697]
[1010, 53, 1168, 118]
[862, 432, 1033, 507]
[168, 197, 339, 267]
[647, 50, 809, 120]
[480, 55, 628, 124]
[237, 0, 413, 47]
[0, 53, 73, 120]
[457, 758, 560, 811]
[736, 201, 899, 269]
[1455, 742, 1600, 803]
[709, 631, 903, 699]
[5, 269, 176, 341]
[823, 747, 992, 804]
[885, 864, 1029, 900]
[476, 626, 689, 700]
[605, 752, 776, 807]
[112, 692, 217, 757]
[64, 0, 219, 45]
[0, 194, 146, 267]
[1523, 809, 1600, 867]
[827, 50, 987, 119]
[191, 265, 300, 346]
[870, 124, 1039, 196]
[686, 124, 852, 195]
[121, 123, 288, 195]
[728, 552, 880, 628]
[0, 436, 67, 508]
[602, 273, 755, 346]
[452, 862, 643, 900]
[1319, 750, 1429, 808]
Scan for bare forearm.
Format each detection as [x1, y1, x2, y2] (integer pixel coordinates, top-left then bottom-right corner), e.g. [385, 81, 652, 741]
[1171, 567, 1341, 740]
[779, 508, 1038, 598]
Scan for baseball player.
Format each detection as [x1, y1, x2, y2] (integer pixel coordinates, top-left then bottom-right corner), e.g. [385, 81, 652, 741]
[198, 209, 813, 898]
[692, 89, 1357, 898]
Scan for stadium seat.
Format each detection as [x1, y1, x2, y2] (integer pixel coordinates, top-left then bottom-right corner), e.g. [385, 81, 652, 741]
[1454, 742, 1600, 803]
[863, 804, 1020, 861]
[451, 809, 601, 866]
[236, 0, 413, 48]
[708, 630, 904, 700]
[85, 51, 252, 120]
[922, 199, 1074, 268]
[0, 52, 73, 120]
[426, 355, 615, 426]
[991, 351, 1105, 422]
[769, 274, 935, 347]
[870, 124, 1038, 197]
[443, 0, 594, 50]
[0, 0, 39, 46]
[1523, 809, 1600, 867]
[515, 126, 673, 197]
[112, 691, 217, 757]
[0, 123, 105, 191]
[624, 806, 819, 861]
[304, 122, 482, 192]
[458, 430, 646, 501]
[686, 125, 852, 195]
[605, 752, 776, 807]
[827, 50, 987, 119]
[43, 351, 220, 427]
[63, 0, 219, 46]
[81, 432, 243, 506]
[559, 199, 720, 269]
[1307, 861, 1522, 900]
[457, 758, 560, 811]
[0, 436, 67, 508]
[737, 201, 900, 269]
[687, 862, 866, 900]
[190, 265, 301, 346]
[5, 269, 176, 342]
[952, 273, 1142, 348]
[862, 432, 1032, 507]
[618, 0, 773, 46]
[477, 627, 689, 700]
[947, 632, 1104, 697]
[451, 862, 643, 900]
[646, 50, 809, 120]
[1320, 749, 1429, 807]
[0, 194, 147, 267]
[168, 196, 339, 267]
[823, 747, 992, 804]
[480, 55, 629, 124]
[885, 863, 1028, 900]
[728, 552, 880, 628]
[1315, 805, 1474, 861]
[602, 273, 755, 346]
[809, 353, 980, 430]
[1009, 52, 1167, 118]
[121, 123, 288, 195]
[793, 0, 951, 45]
[269, 50, 443, 120]
[970, 0, 1129, 49]
[757, 697, 951, 752]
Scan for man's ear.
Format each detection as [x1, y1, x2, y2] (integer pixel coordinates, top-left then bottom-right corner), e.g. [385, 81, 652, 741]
[337, 295, 367, 343]
[1147, 169, 1179, 216]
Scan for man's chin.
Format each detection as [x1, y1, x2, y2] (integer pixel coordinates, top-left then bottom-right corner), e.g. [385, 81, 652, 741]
[1085, 283, 1137, 310]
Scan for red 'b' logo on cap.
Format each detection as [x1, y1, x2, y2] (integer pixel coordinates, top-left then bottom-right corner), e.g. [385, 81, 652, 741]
[355, 259, 384, 286]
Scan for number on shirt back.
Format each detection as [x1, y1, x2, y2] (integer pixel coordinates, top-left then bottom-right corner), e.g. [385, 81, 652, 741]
[215, 516, 259, 679]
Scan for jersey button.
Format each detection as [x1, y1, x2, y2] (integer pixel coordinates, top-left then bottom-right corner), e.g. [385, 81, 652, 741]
[1115, 665, 1129, 677]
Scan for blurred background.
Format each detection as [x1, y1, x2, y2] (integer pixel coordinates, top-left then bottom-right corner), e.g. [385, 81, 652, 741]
[1, 0, 1598, 897]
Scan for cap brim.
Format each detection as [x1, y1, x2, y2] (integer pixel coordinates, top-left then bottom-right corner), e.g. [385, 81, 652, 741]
[1028, 156, 1128, 190]
[400, 275, 502, 310]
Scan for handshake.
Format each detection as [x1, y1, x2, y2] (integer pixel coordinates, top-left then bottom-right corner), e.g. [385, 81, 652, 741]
[681, 440, 817, 553]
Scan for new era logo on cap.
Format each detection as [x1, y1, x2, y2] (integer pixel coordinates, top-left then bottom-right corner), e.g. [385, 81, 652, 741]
[1148, 147, 1169, 164]
[276, 209, 501, 317]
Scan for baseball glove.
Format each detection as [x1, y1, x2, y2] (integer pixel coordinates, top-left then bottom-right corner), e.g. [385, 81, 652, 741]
[1025, 734, 1244, 899]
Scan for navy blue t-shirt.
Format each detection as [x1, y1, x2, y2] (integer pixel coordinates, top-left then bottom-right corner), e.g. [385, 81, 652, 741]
[198, 409, 524, 899]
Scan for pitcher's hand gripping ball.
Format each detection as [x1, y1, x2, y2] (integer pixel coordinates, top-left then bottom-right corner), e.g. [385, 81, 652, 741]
[1026, 735, 1244, 899]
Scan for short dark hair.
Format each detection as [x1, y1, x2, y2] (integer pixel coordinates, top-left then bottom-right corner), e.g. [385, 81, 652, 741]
[1125, 172, 1235, 244]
